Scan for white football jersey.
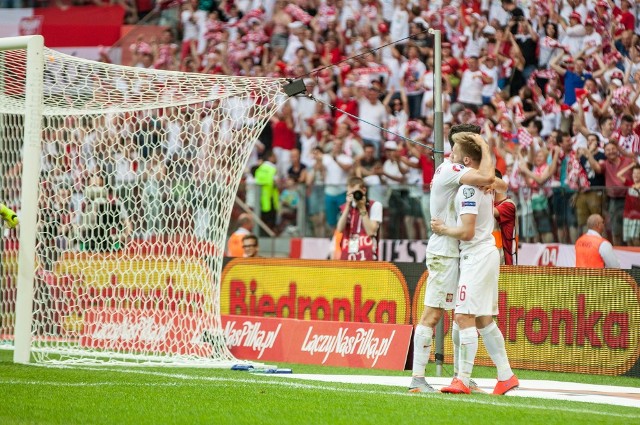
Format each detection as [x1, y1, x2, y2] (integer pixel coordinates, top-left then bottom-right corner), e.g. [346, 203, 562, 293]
[455, 184, 497, 257]
[426, 160, 471, 257]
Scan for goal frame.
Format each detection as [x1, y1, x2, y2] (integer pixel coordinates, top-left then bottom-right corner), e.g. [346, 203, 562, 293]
[1, 35, 45, 364]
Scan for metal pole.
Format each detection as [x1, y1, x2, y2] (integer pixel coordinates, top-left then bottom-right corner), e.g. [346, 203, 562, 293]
[11, 35, 45, 364]
[429, 28, 445, 377]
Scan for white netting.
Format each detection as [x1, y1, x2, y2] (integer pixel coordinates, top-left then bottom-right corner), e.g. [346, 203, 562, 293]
[0, 46, 288, 366]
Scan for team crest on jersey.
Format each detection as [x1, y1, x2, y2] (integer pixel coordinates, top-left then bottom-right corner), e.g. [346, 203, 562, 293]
[452, 164, 465, 172]
[463, 187, 475, 199]
[446, 293, 453, 303]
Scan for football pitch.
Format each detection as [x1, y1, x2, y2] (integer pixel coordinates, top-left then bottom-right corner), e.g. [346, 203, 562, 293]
[1, 351, 639, 424]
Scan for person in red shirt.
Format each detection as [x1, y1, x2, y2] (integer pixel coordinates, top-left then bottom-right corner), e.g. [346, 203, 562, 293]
[271, 102, 297, 179]
[619, 164, 640, 246]
[584, 142, 634, 246]
[613, 0, 635, 31]
[493, 169, 517, 265]
[331, 83, 359, 130]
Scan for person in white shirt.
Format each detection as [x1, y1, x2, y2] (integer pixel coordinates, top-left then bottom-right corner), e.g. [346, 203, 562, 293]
[581, 18, 602, 57]
[431, 132, 519, 396]
[408, 124, 502, 393]
[457, 57, 494, 111]
[556, 10, 585, 56]
[479, 54, 500, 104]
[322, 139, 354, 232]
[390, 0, 410, 45]
[358, 85, 388, 157]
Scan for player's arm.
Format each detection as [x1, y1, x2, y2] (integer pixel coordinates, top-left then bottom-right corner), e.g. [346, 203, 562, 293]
[431, 213, 476, 241]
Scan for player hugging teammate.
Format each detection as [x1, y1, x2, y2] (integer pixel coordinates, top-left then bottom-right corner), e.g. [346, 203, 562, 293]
[409, 124, 518, 395]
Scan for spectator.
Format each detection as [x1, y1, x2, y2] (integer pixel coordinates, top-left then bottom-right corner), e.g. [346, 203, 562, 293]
[336, 176, 383, 260]
[575, 135, 607, 234]
[279, 176, 300, 233]
[575, 214, 620, 268]
[242, 234, 260, 258]
[321, 139, 354, 233]
[457, 56, 494, 112]
[306, 147, 327, 237]
[583, 142, 634, 246]
[271, 103, 297, 179]
[619, 164, 640, 247]
[551, 132, 583, 243]
[357, 83, 388, 156]
[398, 44, 426, 118]
[227, 213, 254, 257]
[355, 143, 386, 204]
[555, 10, 586, 57]
[518, 147, 560, 243]
[381, 140, 409, 239]
[253, 150, 279, 234]
[550, 54, 592, 107]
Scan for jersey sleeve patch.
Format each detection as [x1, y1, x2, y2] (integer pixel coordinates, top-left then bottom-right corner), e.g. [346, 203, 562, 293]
[461, 201, 476, 207]
[462, 187, 475, 199]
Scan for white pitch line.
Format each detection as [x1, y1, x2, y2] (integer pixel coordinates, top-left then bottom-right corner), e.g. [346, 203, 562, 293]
[0, 380, 200, 387]
[23, 365, 640, 419]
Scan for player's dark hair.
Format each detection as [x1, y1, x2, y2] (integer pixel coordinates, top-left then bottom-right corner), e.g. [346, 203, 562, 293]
[448, 123, 481, 148]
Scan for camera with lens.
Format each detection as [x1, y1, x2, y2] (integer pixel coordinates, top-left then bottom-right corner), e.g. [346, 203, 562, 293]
[353, 190, 364, 201]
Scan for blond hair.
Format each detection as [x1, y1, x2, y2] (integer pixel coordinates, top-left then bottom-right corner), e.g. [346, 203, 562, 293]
[451, 132, 483, 163]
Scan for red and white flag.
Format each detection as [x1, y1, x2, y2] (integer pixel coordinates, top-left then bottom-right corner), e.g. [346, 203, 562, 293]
[0, 5, 125, 60]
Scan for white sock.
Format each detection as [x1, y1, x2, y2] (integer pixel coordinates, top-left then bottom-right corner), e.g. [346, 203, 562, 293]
[458, 327, 478, 387]
[412, 324, 433, 377]
[452, 321, 460, 377]
[479, 321, 513, 381]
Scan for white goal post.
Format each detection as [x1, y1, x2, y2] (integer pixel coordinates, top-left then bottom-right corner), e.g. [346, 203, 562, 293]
[0, 35, 288, 366]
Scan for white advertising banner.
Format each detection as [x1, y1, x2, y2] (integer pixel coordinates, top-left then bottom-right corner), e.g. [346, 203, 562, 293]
[292, 238, 640, 269]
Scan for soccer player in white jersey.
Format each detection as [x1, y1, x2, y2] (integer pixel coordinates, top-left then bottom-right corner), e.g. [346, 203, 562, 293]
[432, 132, 518, 395]
[408, 124, 501, 393]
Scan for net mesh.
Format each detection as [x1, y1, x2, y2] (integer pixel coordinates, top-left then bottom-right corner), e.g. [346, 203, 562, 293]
[0, 46, 287, 366]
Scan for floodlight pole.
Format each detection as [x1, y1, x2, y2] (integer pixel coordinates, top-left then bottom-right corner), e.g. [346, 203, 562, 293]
[429, 28, 445, 377]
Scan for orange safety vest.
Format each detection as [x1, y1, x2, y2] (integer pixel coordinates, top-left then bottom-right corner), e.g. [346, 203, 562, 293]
[575, 234, 605, 268]
[227, 232, 246, 257]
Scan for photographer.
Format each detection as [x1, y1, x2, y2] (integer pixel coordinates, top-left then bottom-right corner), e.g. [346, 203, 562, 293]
[336, 176, 383, 261]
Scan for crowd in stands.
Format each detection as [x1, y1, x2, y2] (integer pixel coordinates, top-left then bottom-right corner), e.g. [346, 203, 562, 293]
[3, 0, 640, 247]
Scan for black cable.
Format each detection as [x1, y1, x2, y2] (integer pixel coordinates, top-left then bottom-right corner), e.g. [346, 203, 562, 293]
[304, 92, 443, 153]
[281, 27, 442, 152]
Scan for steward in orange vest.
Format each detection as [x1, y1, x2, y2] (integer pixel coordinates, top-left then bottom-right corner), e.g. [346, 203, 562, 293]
[575, 214, 620, 268]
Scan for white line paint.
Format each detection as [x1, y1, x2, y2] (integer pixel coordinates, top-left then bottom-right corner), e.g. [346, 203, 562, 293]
[21, 365, 640, 418]
[273, 375, 640, 410]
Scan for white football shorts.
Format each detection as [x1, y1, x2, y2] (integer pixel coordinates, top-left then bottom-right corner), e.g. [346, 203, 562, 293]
[424, 253, 459, 310]
[454, 249, 500, 317]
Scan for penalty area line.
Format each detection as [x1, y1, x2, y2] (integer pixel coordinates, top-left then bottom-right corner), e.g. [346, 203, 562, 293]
[30, 365, 640, 419]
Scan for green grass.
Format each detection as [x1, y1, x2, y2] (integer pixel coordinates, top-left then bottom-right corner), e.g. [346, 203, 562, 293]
[0, 351, 638, 425]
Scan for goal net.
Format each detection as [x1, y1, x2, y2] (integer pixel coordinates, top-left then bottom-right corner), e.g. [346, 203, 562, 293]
[0, 39, 287, 366]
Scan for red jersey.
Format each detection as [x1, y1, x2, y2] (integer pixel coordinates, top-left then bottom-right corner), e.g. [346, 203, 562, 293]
[624, 186, 640, 220]
[494, 198, 517, 265]
[418, 154, 435, 188]
[271, 120, 296, 150]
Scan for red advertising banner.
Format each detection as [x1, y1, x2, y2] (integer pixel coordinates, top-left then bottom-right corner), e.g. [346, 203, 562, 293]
[81, 309, 213, 358]
[222, 315, 412, 370]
